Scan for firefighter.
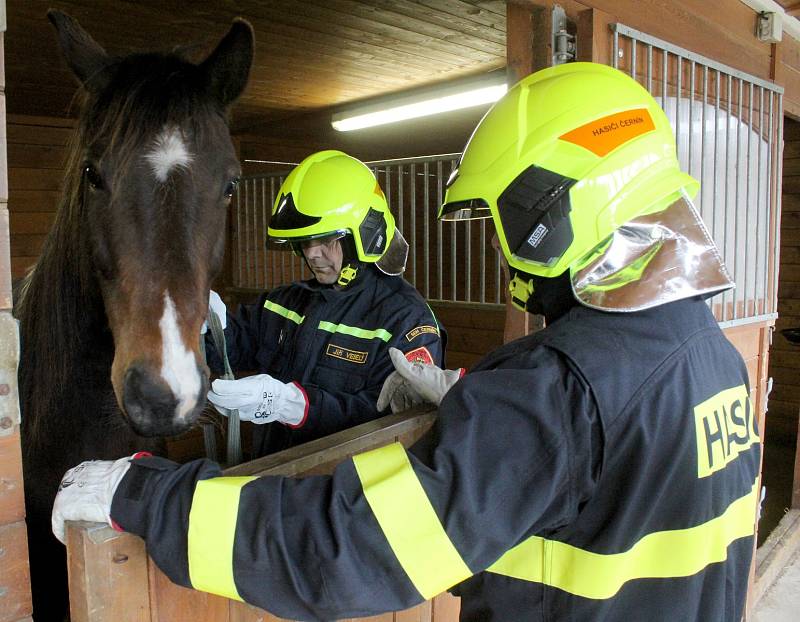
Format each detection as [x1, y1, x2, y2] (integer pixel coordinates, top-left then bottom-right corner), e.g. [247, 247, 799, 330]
[51, 63, 759, 621]
[202, 150, 444, 456]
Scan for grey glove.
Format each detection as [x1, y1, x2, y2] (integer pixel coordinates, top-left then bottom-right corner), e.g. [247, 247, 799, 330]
[207, 375, 308, 426]
[51, 454, 143, 544]
[377, 347, 464, 413]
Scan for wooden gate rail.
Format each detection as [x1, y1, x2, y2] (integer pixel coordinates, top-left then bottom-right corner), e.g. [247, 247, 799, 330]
[65, 407, 462, 622]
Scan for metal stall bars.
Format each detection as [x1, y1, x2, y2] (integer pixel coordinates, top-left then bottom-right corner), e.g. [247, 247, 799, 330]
[232, 154, 506, 308]
[612, 23, 783, 329]
[233, 172, 312, 292]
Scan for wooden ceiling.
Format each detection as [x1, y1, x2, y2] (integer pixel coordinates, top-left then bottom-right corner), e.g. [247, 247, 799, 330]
[6, 1, 507, 133]
[778, 0, 800, 17]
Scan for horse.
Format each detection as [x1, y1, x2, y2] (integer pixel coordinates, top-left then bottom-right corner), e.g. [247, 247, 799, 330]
[13, 11, 253, 620]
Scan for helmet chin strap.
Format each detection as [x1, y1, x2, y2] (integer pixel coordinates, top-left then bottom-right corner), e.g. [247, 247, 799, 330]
[508, 270, 535, 311]
[509, 268, 577, 323]
[336, 234, 362, 288]
[337, 264, 359, 287]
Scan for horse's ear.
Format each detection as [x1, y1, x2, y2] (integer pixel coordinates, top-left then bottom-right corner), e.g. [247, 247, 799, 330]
[200, 19, 254, 108]
[47, 10, 112, 92]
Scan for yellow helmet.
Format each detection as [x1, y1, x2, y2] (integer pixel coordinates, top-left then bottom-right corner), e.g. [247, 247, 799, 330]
[269, 150, 395, 263]
[441, 62, 698, 308]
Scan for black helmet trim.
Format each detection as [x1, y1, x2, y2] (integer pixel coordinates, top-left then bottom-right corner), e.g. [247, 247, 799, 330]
[359, 208, 388, 257]
[498, 165, 577, 268]
[269, 192, 322, 231]
[440, 198, 492, 221]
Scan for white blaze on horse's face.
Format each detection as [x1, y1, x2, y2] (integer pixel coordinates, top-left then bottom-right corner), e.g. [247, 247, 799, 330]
[159, 292, 202, 420]
[145, 126, 193, 182]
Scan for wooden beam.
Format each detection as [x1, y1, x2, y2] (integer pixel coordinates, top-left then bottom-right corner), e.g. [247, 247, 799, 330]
[503, 1, 553, 342]
[224, 408, 436, 477]
[576, 7, 616, 64]
[506, 1, 535, 82]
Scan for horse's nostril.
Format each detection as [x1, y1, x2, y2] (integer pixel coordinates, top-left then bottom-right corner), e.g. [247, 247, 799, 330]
[122, 362, 208, 436]
[123, 364, 176, 415]
[122, 364, 202, 437]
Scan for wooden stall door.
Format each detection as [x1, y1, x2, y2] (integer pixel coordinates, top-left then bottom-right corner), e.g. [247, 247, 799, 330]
[0, 9, 33, 622]
[66, 410, 460, 622]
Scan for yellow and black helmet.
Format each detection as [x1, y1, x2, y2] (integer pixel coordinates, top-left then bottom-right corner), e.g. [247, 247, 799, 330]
[268, 150, 396, 263]
[441, 62, 698, 309]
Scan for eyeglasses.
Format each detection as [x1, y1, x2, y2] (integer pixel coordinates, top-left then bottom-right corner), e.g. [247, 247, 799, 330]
[299, 233, 345, 251]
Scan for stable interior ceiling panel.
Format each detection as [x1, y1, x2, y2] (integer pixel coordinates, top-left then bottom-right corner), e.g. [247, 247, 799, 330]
[6, 0, 507, 132]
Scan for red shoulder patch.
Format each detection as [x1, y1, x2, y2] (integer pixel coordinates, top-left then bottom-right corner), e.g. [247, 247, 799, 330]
[405, 346, 434, 365]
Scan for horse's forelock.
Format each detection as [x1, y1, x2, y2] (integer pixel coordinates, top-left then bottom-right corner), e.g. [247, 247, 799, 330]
[81, 52, 223, 176]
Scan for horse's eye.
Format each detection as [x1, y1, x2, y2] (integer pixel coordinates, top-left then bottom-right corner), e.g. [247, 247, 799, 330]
[84, 165, 104, 190]
[223, 177, 240, 199]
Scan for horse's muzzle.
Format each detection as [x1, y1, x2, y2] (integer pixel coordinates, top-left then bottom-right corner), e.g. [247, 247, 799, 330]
[121, 362, 207, 437]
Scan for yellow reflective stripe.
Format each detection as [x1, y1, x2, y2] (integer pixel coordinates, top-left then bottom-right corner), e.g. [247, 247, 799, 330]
[353, 443, 472, 599]
[263, 300, 304, 325]
[318, 320, 392, 342]
[488, 479, 759, 600]
[425, 303, 441, 332]
[188, 476, 257, 601]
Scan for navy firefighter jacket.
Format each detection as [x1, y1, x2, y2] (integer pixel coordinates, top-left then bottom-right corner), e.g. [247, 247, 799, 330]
[206, 265, 444, 456]
[115, 295, 760, 621]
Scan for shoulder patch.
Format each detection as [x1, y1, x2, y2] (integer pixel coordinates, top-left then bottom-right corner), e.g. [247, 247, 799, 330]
[326, 343, 368, 365]
[405, 346, 434, 365]
[405, 325, 439, 342]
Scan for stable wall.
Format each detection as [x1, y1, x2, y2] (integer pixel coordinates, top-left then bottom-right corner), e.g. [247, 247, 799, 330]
[6, 115, 71, 281]
[770, 119, 800, 432]
[0, 35, 33, 622]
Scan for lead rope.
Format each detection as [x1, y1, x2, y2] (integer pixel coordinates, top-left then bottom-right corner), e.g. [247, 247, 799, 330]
[201, 306, 243, 466]
[198, 337, 218, 462]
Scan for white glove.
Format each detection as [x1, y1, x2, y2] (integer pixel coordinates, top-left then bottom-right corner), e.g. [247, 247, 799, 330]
[377, 347, 464, 414]
[207, 374, 308, 426]
[51, 454, 139, 544]
[200, 289, 227, 334]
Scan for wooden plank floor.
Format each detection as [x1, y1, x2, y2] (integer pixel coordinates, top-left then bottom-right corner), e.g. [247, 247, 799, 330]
[753, 549, 800, 621]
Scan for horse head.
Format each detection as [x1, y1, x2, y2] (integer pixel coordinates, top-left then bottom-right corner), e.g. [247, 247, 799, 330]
[47, 11, 253, 437]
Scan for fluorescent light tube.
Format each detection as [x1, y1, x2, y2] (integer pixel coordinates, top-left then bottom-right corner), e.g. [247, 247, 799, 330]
[332, 77, 507, 132]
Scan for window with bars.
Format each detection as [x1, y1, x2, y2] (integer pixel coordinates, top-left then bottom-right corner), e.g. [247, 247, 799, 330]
[612, 23, 783, 326]
[231, 155, 506, 306]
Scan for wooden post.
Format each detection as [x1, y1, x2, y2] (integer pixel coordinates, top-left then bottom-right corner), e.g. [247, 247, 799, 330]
[576, 7, 616, 65]
[503, 2, 536, 343]
[0, 22, 33, 622]
[503, 1, 568, 342]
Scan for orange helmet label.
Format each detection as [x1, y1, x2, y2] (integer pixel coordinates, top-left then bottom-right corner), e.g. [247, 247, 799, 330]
[559, 108, 656, 157]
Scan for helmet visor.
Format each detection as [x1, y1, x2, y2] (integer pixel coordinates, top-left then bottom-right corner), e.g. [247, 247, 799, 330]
[439, 198, 492, 221]
[268, 230, 347, 253]
[570, 193, 733, 312]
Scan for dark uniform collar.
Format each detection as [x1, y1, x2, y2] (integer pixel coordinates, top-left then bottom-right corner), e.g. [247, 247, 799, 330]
[528, 271, 578, 325]
[295, 264, 379, 301]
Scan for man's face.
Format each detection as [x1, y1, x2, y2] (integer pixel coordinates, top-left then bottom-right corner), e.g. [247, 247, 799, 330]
[492, 233, 511, 283]
[301, 235, 344, 284]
